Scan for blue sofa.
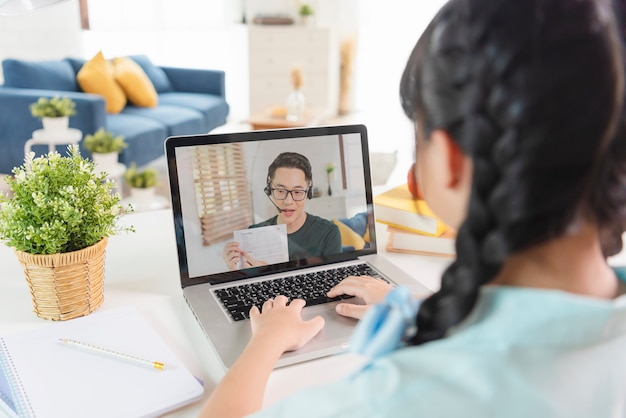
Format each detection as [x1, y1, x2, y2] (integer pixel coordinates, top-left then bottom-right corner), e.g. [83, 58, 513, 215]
[0, 55, 229, 174]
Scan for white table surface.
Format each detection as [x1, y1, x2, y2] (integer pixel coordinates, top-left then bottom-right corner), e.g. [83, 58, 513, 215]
[0, 209, 452, 416]
[31, 128, 82, 144]
[24, 128, 83, 156]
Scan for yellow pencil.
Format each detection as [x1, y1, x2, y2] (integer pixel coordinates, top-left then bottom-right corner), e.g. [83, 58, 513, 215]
[58, 338, 166, 371]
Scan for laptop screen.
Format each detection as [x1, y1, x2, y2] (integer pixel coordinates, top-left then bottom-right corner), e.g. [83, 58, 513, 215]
[165, 124, 377, 288]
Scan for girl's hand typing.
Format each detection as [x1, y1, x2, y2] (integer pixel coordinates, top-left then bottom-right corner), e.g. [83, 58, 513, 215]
[328, 276, 394, 319]
[249, 295, 325, 353]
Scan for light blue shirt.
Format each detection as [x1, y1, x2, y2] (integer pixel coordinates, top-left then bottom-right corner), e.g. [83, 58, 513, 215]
[251, 286, 626, 417]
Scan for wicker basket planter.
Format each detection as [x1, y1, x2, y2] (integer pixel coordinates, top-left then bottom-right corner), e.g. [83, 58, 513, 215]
[14, 238, 108, 321]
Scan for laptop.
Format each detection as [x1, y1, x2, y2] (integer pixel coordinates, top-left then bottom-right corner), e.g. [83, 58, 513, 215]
[164, 124, 430, 369]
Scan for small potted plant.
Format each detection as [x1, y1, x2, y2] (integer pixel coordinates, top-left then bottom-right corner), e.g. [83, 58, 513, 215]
[0, 145, 132, 321]
[298, 3, 314, 26]
[83, 127, 128, 172]
[29, 96, 77, 132]
[123, 163, 160, 210]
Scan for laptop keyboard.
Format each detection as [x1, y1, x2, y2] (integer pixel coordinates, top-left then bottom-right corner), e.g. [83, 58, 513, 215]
[214, 263, 385, 321]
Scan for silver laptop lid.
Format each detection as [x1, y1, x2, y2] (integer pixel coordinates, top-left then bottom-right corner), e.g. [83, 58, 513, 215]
[165, 124, 378, 288]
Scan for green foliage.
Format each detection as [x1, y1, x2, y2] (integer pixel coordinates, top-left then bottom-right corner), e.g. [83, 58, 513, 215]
[299, 4, 314, 16]
[83, 128, 128, 154]
[123, 163, 159, 189]
[0, 146, 133, 254]
[29, 96, 77, 118]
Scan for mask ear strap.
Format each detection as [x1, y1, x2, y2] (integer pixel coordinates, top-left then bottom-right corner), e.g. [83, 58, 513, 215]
[349, 286, 421, 359]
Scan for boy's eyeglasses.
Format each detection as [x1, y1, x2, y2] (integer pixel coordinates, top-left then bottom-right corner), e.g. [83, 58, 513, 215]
[270, 187, 309, 201]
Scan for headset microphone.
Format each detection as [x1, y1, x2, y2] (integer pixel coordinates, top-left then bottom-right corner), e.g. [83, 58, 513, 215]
[266, 193, 283, 213]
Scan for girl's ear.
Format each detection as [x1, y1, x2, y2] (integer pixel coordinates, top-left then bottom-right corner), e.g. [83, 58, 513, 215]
[420, 129, 472, 229]
[430, 129, 471, 190]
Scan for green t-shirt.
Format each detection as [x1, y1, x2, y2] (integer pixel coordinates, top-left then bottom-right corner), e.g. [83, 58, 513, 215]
[250, 213, 342, 260]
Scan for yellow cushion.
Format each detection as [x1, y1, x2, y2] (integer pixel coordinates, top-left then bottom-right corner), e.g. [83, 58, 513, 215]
[77, 51, 126, 114]
[333, 219, 366, 250]
[113, 56, 158, 107]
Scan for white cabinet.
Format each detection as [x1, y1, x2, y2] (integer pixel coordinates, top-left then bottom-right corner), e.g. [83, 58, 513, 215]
[248, 25, 339, 115]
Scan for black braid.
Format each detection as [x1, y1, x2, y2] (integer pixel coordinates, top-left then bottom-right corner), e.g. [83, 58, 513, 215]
[401, 0, 625, 346]
[592, 0, 626, 257]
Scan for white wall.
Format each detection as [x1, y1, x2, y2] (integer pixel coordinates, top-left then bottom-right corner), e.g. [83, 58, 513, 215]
[0, 0, 447, 169]
[355, 1, 441, 146]
[0, 0, 82, 81]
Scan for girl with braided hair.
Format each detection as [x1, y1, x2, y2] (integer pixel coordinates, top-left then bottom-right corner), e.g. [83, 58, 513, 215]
[201, 0, 626, 416]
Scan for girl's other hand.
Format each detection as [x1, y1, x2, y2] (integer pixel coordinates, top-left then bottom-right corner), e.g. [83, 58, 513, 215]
[327, 275, 394, 319]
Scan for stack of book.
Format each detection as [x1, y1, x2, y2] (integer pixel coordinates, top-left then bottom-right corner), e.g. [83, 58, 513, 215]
[374, 184, 456, 257]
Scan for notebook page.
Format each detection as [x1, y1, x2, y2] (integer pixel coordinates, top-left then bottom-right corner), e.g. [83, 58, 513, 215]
[0, 306, 204, 418]
[0, 365, 17, 418]
[233, 224, 289, 268]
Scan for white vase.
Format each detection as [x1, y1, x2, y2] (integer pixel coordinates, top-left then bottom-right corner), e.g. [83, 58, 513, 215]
[286, 90, 305, 122]
[91, 152, 119, 173]
[130, 187, 156, 211]
[41, 116, 69, 132]
[300, 15, 314, 27]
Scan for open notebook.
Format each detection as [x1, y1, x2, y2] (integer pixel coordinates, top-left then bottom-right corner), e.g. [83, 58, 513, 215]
[165, 124, 430, 369]
[0, 306, 204, 418]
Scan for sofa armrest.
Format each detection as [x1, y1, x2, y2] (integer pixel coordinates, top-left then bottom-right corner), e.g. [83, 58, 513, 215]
[160, 67, 226, 98]
[0, 87, 107, 174]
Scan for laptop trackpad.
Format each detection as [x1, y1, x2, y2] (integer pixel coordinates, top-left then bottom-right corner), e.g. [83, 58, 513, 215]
[275, 299, 361, 367]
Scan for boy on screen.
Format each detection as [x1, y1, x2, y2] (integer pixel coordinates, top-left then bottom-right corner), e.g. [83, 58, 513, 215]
[222, 152, 341, 270]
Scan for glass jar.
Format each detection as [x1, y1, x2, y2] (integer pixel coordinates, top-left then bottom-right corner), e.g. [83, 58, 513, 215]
[286, 90, 305, 121]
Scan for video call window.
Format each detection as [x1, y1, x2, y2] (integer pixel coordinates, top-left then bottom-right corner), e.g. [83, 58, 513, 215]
[173, 132, 372, 282]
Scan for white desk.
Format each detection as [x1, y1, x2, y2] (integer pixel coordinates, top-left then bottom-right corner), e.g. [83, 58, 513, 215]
[0, 209, 451, 416]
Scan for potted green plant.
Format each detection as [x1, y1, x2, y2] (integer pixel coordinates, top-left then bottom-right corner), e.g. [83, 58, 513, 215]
[83, 127, 128, 171]
[124, 163, 160, 210]
[298, 3, 314, 25]
[0, 145, 133, 321]
[29, 96, 77, 132]
[124, 163, 158, 189]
